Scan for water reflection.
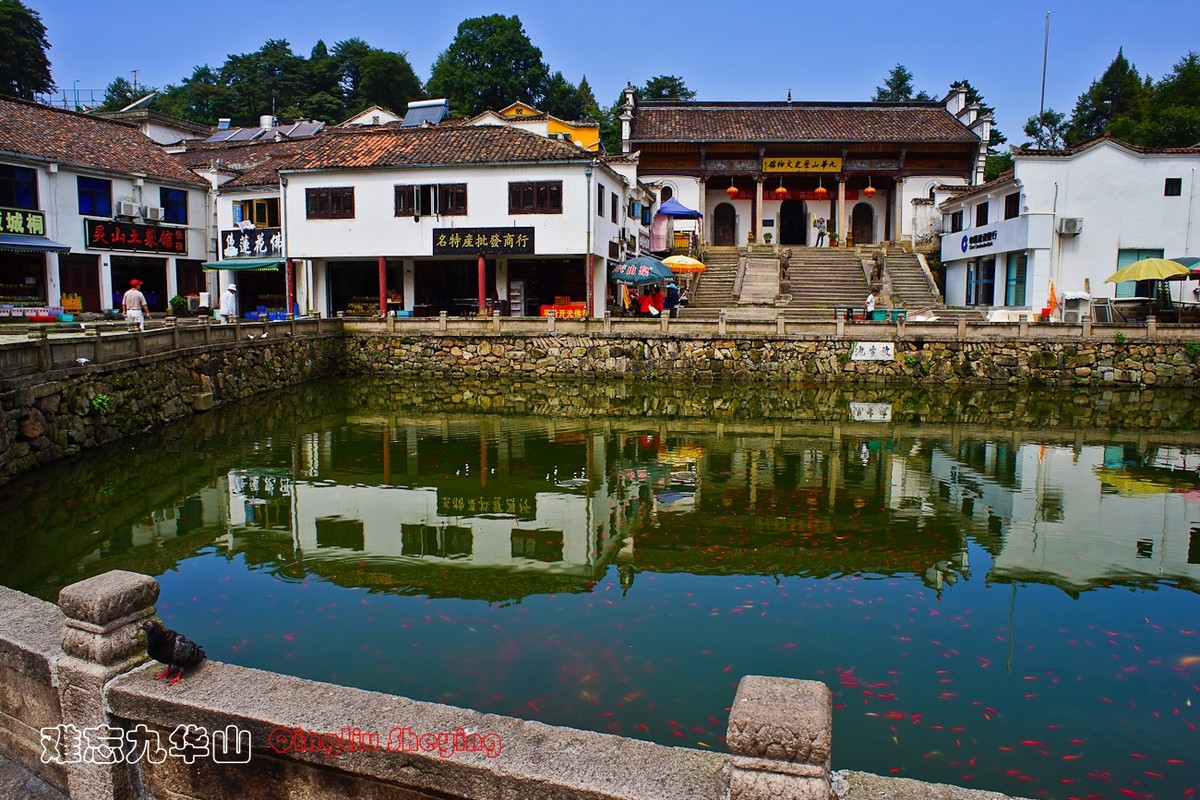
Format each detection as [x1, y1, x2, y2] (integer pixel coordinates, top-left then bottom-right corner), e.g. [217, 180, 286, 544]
[1, 378, 1198, 800]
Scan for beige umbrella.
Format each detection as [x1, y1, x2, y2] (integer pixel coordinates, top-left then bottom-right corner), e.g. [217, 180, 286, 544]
[1105, 257, 1192, 283]
[662, 255, 707, 274]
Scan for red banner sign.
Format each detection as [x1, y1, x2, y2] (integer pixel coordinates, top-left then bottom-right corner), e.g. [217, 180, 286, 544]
[85, 220, 188, 255]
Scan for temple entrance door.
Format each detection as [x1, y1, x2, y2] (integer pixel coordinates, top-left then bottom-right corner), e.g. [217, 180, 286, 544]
[852, 203, 875, 245]
[779, 199, 808, 246]
[713, 203, 736, 246]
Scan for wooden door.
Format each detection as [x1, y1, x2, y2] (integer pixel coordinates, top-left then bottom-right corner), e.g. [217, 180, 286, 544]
[59, 254, 101, 311]
[713, 203, 736, 246]
[852, 203, 875, 245]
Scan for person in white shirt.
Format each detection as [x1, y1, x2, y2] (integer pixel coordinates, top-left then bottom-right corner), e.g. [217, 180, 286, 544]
[121, 279, 149, 330]
[865, 288, 878, 316]
[218, 284, 238, 323]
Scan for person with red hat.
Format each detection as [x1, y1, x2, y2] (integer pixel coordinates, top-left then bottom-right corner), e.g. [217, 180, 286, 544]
[122, 279, 149, 331]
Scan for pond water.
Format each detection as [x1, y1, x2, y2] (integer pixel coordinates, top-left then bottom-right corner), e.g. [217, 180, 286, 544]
[2, 377, 1198, 800]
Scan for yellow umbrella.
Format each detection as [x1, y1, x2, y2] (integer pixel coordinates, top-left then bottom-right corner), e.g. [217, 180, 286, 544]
[1105, 257, 1192, 283]
[662, 255, 707, 274]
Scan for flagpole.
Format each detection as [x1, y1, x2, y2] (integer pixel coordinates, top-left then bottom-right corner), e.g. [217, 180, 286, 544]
[1038, 11, 1050, 143]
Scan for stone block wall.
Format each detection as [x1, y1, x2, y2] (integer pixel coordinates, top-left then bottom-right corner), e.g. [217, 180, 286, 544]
[341, 331, 1200, 388]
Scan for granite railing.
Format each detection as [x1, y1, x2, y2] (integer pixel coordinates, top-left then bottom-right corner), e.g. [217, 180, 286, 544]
[0, 571, 1025, 800]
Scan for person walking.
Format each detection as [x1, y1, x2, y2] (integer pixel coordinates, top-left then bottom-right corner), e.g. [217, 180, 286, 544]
[865, 288, 878, 318]
[218, 283, 238, 323]
[121, 279, 149, 331]
[815, 218, 827, 247]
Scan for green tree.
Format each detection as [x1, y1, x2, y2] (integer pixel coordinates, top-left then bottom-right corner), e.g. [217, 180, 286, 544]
[0, 0, 53, 99]
[155, 66, 230, 125]
[1065, 49, 1148, 144]
[543, 71, 582, 119]
[1023, 109, 1067, 149]
[873, 64, 933, 102]
[575, 76, 601, 121]
[356, 50, 423, 117]
[1152, 51, 1200, 109]
[221, 40, 307, 126]
[426, 14, 548, 116]
[332, 38, 372, 106]
[97, 76, 139, 111]
[639, 75, 695, 101]
[1139, 52, 1200, 148]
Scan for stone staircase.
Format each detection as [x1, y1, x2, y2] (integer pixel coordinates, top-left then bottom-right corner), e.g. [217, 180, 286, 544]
[680, 244, 981, 322]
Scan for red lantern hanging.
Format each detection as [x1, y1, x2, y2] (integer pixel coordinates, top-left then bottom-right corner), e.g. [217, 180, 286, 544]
[725, 178, 738, 199]
[814, 177, 827, 198]
[774, 178, 788, 200]
[864, 176, 876, 198]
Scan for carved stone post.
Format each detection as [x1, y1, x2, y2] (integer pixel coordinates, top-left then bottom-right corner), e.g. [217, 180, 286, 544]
[718, 309, 727, 336]
[56, 570, 159, 800]
[727, 675, 832, 800]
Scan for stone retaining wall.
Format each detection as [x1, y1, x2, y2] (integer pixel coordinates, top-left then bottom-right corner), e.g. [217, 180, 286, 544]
[0, 330, 342, 485]
[0, 571, 1028, 800]
[342, 327, 1200, 388]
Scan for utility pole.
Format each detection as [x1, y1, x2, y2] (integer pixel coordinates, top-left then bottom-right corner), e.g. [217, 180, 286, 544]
[1038, 11, 1050, 145]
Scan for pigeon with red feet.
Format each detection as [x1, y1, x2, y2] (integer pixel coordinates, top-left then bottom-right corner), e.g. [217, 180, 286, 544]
[139, 619, 206, 684]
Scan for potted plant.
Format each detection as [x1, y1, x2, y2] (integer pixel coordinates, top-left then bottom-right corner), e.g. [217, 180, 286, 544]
[763, 232, 773, 245]
[829, 232, 840, 248]
[169, 295, 188, 316]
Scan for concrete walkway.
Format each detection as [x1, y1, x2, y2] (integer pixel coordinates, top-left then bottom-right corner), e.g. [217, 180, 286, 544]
[0, 752, 64, 800]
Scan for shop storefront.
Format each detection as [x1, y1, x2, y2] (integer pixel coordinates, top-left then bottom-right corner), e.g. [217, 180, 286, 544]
[204, 226, 289, 318]
[0, 207, 71, 316]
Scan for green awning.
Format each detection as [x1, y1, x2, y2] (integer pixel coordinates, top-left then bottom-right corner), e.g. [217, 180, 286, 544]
[0, 234, 71, 254]
[201, 259, 282, 272]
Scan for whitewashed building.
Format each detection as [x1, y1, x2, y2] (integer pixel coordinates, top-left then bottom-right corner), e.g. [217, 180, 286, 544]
[279, 123, 649, 318]
[939, 136, 1200, 317]
[0, 96, 209, 316]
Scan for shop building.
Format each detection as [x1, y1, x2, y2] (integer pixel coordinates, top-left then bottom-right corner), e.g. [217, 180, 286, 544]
[0, 96, 209, 316]
[938, 135, 1200, 315]
[280, 123, 650, 319]
[623, 84, 988, 248]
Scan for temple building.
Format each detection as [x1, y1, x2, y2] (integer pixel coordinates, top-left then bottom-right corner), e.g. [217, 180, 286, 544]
[623, 84, 990, 248]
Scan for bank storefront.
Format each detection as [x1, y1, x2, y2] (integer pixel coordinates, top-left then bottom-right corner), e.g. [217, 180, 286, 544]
[941, 214, 1055, 311]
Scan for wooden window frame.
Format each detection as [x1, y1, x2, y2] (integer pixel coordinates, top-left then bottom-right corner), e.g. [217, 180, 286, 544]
[306, 187, 355, 219]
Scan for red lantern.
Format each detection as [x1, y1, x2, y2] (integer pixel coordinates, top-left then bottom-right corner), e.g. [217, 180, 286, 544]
[774, 179, 788, 200]
[814, 182, 828, 198]
[864, 185, 877, 198]
[725, 182, 739, 199]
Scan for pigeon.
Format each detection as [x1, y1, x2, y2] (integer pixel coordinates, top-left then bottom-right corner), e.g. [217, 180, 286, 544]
[139, 619, 206, 684]
[75, 357, 91, 365]
[247, 333, 256, 340]
[260, 331, 267, 339]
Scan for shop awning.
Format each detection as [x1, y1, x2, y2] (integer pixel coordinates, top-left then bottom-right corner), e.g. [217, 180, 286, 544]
[201, 258, 283, 272]
[0, 234, 71, 254]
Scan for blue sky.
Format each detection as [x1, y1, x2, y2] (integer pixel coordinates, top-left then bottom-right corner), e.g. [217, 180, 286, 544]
[32, 0, 1200, 147]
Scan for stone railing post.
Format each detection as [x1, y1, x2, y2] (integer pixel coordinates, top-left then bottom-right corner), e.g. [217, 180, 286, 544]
[957, 318, 967, 340]
[57, 570, 159, 800]
[439, 310, 448, 332]
[726, 675, 832, 800]
[135, 329, 146, 357]
[603, 311, 612, 333]
[1147, 317, 1157, 338]
[718, 309, 727, 336]
[1082, 315, 1092, 338]
[86, 326, 103, 364]
[547, 309, 556, 332]
[492, 310, 502, 331]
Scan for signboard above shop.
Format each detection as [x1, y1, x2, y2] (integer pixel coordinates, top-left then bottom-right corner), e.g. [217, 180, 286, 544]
[221, 227, 282, 259]
[763, 157, 843, 173]
[84, 219, 187, 255]
[434, 227, 535, 256]
[2, 207, 47, 237]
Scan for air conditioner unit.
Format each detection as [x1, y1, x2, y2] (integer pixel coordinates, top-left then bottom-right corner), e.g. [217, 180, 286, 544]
[116, 200, 139, 218]
[1057, 217, 1083, 235]
[144, 206, 165, 222]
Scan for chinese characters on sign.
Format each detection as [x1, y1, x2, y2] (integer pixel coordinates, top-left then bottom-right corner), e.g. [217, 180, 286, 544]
[762, 157, 844, 173]
[433, 227, 534, 255]
[849, 402, 894, 422]
[2, 207, 47, 236]
[85, 219, 187, 255]
[850, 342, 895, 361]
[221, 227, 283, 259]
[539, 303, 586, 319]
[437, 494, 535, 519]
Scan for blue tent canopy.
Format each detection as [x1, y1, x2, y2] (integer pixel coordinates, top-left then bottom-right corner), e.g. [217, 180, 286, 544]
[656, 197, 702, 218]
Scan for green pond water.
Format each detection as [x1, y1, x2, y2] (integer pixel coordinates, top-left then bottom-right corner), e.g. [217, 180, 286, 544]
[1, 377, 1198, 800]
